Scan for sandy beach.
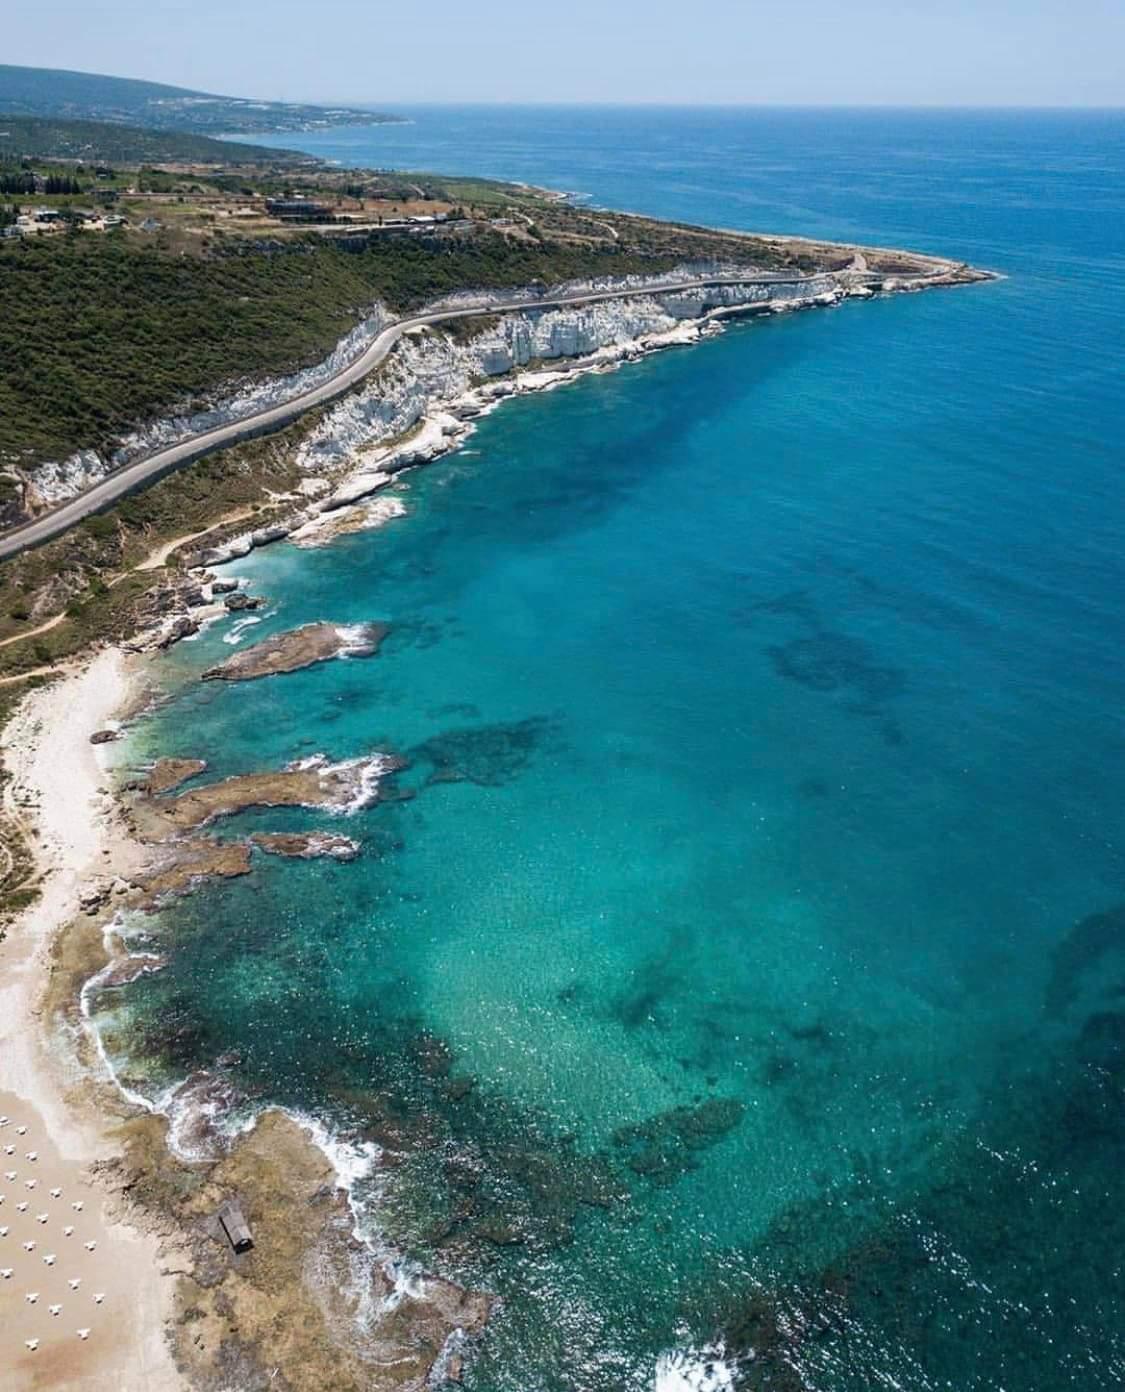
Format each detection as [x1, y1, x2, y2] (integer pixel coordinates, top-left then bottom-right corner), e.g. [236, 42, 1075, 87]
[0, 650, 184, 1392]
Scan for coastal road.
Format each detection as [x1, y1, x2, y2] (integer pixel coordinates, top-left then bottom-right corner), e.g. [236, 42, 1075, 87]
[0, 271, 838, 560]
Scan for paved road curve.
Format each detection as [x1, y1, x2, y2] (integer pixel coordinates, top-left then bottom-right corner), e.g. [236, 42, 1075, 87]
[0, 272, 833, 560]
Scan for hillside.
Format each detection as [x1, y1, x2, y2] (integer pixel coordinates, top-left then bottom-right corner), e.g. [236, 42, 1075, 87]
[0, 115, 309, 166]
[0, 63, 398, 134]
[0, 232, 681, 474]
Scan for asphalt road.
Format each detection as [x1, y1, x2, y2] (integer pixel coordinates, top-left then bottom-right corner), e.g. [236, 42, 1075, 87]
[0, 272, 826, 560]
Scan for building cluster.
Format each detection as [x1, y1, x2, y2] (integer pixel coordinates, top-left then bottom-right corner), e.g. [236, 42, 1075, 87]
[264, 194, 453, 229]
[0, 206, 139, 238]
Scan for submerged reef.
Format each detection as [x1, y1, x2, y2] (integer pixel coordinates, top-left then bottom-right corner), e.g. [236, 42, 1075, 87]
[736, 587, 907, 743]
[410, 716, 556, 788]
[1044, 901, 1125, 1018]
[613, 1098, 746, 1186]
[765, 633, 904, 708]
[689, 993, 1125, 1392]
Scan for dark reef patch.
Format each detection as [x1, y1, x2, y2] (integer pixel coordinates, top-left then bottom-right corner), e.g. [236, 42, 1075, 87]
[688, 1007, 1125, 1392]
[734, 585, 907, 736]
[766, 633, 904, 708]
[427, 701, 482, 721]
[609, 935, 689, 1031]
[733, 587, 821, 630]
[384, 615, 457, 653]
[612, 1097, 745, 1186]
[1045, 902, 1125, 1018]
[410, 716, 557, 788]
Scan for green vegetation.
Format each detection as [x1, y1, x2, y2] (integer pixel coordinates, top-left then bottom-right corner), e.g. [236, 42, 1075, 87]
[0, 114, 310, 166]
[0, 63, 398, 134]
[0, 230, 680, 467]
[0, 168, 82, 194]
[0, 419, 312, 669]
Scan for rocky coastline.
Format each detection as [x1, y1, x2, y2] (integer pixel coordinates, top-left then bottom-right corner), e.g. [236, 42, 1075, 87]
[192, 260, 987, 573]
[200, 620, 386, 682]
[13, 242, 992, 554]
[0, 236, 996, 1391]
[1, 648, 493, 1390]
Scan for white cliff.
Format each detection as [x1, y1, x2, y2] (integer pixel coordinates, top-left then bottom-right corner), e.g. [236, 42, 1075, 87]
[292, 277, 841, 477]
[24, 270, 849, 517]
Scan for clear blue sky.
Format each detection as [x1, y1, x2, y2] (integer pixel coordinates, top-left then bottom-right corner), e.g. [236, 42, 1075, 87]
[7, 0, 1124, 107]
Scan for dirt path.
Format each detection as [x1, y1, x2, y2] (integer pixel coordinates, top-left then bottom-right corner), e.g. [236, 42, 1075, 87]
[0, 661, 77, 688]
[0, 612, 67, 651]
[134, 505, 258, 571]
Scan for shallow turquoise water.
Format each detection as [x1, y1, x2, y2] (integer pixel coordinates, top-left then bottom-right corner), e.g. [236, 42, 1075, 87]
[102, 111, 1125, 1389]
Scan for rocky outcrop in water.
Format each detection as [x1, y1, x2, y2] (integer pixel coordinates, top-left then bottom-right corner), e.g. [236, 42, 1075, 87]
[135, 752, 397, 836]
[250, 831, 360, 861]
[135, 757, 208, 795]
[115, 1109, 494, 1392]
[201, 621, 386, 682]
[135, 837, 254, 902]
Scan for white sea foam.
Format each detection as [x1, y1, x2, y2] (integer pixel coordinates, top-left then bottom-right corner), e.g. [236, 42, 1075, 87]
[653, 1344, 736, 1392]
[82, 948, 374, 1172]
[78, 917, 178, 1117]
[342, 756, 396, 814]
[221, 615, 263, 646]
[333, 622, 382, 658]
[290, 1111, 380, 1192]
[278, 751, 395, 813]
[325, 753, 399, 814]
[274, 1109, 387, 1247]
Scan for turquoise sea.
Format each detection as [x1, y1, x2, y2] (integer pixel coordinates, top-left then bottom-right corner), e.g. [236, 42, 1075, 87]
[100, 110, 1125, 1389]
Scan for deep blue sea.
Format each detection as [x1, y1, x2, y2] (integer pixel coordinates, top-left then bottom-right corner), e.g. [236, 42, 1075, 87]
[103, 109, 1125, 1389]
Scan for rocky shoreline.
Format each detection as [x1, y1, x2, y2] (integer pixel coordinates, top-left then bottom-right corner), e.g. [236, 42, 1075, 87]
[11, 243, 992, 581]
[2, 648, 495, 1391]
[22, 248, 996, 662]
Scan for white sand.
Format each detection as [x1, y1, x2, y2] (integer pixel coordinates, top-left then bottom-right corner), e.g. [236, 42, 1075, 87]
[0, 650, 185, 1391]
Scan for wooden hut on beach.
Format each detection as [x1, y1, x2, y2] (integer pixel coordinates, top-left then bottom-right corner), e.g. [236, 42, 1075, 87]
[217, 1199, 253, 1254]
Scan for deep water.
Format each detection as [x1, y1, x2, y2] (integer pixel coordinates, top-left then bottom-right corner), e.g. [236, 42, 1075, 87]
[102, 109, 1125, 1389]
